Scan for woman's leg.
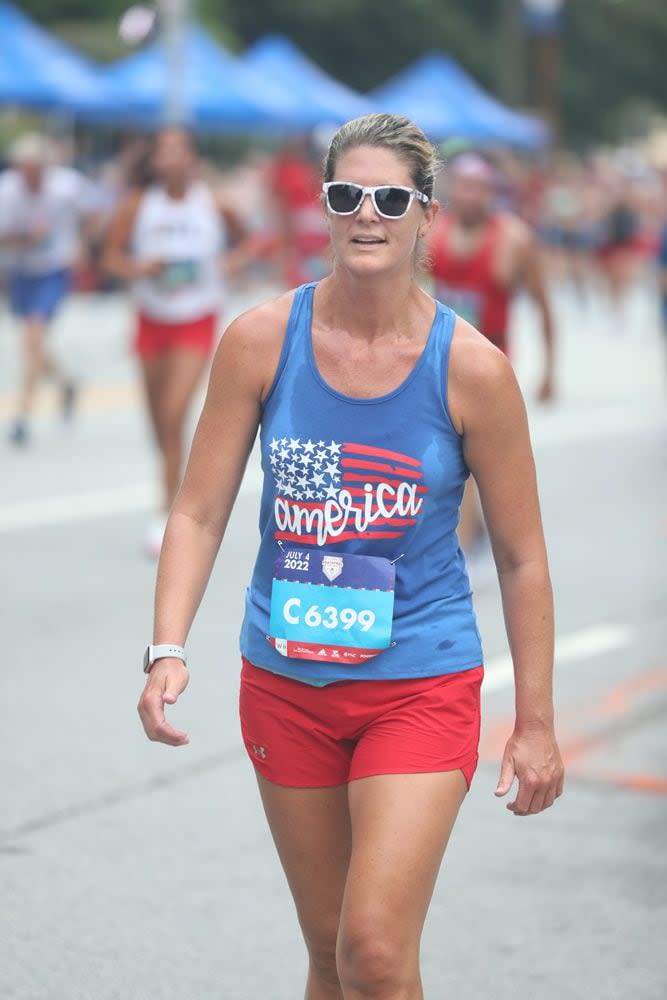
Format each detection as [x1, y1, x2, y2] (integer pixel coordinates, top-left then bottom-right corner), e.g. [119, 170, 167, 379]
[154, 348, 209, 508]
[337, 770, 468, 1000]
[139, 348, 208, 511]
[17, 317, 62, 416]
[257, 774, 352, 1000]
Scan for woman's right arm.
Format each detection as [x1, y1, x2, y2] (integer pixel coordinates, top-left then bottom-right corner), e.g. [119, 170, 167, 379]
[102, 191, 162, 282]
[137, 296, 292, 746]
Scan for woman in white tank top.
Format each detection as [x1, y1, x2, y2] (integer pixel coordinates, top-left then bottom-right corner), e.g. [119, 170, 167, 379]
[104, 127, 250, 557]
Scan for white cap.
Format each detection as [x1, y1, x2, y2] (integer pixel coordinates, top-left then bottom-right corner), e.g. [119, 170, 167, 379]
[8, 133, 51, 166]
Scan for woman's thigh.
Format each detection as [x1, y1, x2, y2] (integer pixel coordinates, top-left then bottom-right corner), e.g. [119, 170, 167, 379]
[256, 773, 352, 955]
[340, 770, 468, 959]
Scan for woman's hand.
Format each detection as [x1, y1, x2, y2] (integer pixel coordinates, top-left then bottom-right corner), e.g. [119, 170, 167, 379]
[495, 722, 564, 816]
[135, 258, 164, 280]
[137, 659, 190, 747]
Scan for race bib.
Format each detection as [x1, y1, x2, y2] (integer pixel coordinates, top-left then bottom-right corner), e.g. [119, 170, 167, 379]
[268, 549, 395, 665]
[156, 259, 200, 289]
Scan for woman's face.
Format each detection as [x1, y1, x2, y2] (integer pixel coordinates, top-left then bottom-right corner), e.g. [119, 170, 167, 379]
[153, 128, 195, 186]
[326, 144, 438, 278]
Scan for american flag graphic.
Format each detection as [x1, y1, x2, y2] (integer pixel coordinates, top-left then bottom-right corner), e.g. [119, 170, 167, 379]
[269, 437, 427, 546]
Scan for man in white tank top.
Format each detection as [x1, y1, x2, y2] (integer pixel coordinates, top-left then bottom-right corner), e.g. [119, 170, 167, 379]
[0, 133, 99, 445]
[103, 127, 251, 557]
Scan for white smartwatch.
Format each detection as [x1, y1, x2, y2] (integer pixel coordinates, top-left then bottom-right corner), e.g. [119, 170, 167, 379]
[143, 643, 187, 674]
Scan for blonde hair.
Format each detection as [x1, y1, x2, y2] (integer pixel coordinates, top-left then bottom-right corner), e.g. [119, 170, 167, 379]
[323, 113, 440, 200]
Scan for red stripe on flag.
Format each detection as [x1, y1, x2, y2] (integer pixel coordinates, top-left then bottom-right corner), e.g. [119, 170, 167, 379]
[342, 473, 424, 485]
[342, 442, 421, 467]
[275, 530, 405, 544]
[341, 458, 423, 479]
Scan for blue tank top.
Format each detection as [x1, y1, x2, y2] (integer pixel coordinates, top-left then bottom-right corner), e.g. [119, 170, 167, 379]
[239, 282, 484, 684]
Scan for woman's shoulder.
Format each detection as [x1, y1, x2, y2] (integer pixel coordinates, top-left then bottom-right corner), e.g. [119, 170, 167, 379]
[448, 316, 519, 432]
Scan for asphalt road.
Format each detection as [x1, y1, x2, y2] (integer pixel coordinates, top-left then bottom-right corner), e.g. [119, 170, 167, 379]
[1, 280, 665, 999]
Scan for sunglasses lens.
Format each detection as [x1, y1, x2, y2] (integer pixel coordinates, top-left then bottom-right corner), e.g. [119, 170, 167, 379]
[374, 187, 411, 217]
[327, 183, 363, 214]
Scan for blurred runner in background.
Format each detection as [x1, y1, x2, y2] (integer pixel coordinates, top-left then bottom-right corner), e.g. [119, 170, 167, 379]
[103, 126, 252, 557]
[428, 152, 555, 568]
[270, 137, 331, 286]
[0, 133, 98, 446]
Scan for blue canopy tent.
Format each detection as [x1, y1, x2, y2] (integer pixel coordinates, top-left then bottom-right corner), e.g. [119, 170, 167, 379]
[98, 26, 299, 131]
[241, 34, 376, 128]
[372, 53, 550, 149]
[0, 3, 126, 116]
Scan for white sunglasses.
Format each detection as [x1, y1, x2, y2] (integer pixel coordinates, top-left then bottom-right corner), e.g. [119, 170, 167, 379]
[322, 182, 430, 219]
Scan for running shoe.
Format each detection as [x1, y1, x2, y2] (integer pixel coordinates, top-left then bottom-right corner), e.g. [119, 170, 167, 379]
[143, 514, 168, 559]
[8, 418, 28, 447]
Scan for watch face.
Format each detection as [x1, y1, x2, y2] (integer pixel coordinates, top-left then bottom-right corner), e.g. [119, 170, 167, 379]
[143, 645, 151, 672]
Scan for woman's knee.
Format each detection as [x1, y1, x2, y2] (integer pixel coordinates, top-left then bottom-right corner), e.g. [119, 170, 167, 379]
[337, 924, 416, 996]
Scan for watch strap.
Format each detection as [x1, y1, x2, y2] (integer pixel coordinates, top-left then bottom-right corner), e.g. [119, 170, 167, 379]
[144, 643, 187, 673]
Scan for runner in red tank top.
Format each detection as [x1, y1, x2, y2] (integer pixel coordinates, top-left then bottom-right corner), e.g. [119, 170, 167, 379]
[429, 153, 555, 565]
[430, 212, 511, 353]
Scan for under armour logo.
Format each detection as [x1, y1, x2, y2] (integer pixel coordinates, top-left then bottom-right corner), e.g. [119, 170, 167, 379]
[252, 744, 267, 760]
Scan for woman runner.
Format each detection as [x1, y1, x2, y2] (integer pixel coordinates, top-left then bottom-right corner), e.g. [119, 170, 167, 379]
[104, 126, 250, 556]
[137, 113, 564, 999]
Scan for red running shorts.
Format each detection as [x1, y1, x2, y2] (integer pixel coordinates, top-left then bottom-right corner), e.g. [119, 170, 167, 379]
[239, 657, 483, 790]
[134, 311, 217, 360]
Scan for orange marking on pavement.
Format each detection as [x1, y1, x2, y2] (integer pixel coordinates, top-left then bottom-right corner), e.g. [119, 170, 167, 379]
[0, 381, 142, 419]
[479, 665, 667, 779]
[582, 771, 667, 796]
[597, 666, 667, 718]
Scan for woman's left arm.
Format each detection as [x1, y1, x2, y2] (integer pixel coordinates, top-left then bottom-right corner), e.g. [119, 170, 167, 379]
[451, 324, 565, 816]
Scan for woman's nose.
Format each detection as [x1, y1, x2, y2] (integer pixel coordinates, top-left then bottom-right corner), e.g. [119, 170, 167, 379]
[357, 192, 378, 220]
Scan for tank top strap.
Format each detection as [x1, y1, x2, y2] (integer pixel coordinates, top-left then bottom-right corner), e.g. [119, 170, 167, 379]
[262, 282, 317, 409]
[289, 281, 317, 338]
[425, 298, 456, 375]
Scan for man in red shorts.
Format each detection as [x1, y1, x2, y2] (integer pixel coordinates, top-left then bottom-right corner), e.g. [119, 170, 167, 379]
[429, 152, 555, 563]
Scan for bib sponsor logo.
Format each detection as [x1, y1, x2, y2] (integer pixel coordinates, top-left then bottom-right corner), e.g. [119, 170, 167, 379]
[322, 555, 344, 581]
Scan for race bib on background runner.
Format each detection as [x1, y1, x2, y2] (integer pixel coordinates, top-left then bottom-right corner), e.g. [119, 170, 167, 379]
[436, 284, 483, 328]
[268, 549, 395, 665]
[156, 259, 200, 289]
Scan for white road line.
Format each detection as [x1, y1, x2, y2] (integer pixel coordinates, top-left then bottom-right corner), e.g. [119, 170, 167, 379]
[483, 623, 634, 693]
[0, 468, 264, 533]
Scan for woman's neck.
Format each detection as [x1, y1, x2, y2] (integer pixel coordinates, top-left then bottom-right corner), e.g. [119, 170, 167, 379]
[163, 178, 189, 199]
[319, 267, 423, 341]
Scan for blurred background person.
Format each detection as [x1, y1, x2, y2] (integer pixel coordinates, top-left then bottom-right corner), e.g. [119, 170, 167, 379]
[269, 136, 331, 286]
[0, 132, 99, 446]
[427, 152, 555, 567]
[103, 126, 252, 558]
[537, 155, 598, 306]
